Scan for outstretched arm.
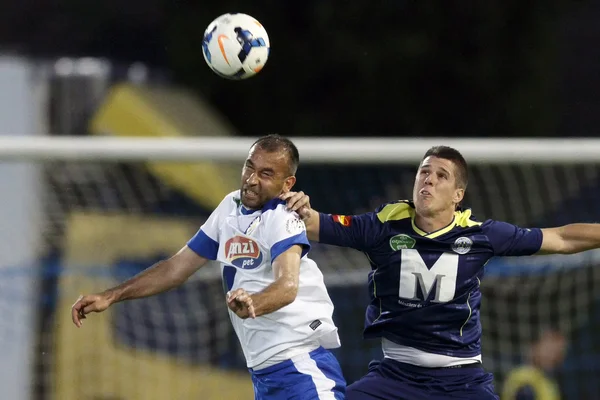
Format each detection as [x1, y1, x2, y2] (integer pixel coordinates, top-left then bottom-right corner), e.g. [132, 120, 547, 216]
[72, 246, 209, 327]
[227, 245, 302, 319]
[102, 246, 208, 302]
[540, 224, 600, 255]
[280, 191, 380, 251]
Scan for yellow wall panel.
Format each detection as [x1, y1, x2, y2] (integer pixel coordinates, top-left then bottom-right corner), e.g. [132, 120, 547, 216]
[89, 84, 240, 210]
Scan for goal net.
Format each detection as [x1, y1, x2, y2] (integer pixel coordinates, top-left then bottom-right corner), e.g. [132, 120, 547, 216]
[2, 137, 600, 400]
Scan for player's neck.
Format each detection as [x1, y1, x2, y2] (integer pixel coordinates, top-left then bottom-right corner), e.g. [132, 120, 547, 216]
[414, 209, 455, 234]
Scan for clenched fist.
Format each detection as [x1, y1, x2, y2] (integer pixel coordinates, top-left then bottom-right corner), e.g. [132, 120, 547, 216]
[226, 288, 256, 319]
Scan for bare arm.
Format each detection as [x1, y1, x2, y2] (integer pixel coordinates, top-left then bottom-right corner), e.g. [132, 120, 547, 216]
[103, 246, 209, 303]
[72, 246, 209, 327]
[280, 191, 320, 241]
[540, 224, 600, 255]
[228, 244, 302, 318]
[298, 209, 320, 241]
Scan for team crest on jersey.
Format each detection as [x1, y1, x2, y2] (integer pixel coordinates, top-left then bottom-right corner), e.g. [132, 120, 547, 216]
[225, 236, 263, 269]
[452, 237, 473, 254]
[286, 217, 305, 234]
[332, 215, 352, 227]
[245, 216, 261, 236]
[390, 234, 416, 250]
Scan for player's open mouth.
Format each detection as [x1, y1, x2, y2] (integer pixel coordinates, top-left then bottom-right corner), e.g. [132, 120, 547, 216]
[243, 189, 259, 198]
[419, 189, 432, 197]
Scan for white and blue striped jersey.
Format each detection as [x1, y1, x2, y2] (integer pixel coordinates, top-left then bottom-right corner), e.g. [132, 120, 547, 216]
[187, 190, 340, 368]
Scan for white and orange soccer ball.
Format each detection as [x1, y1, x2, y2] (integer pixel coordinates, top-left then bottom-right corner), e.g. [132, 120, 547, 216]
[202, 13, 270, 80]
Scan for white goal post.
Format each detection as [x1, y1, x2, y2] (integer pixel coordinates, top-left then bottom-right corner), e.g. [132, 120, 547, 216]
[0, 136, 599, 162]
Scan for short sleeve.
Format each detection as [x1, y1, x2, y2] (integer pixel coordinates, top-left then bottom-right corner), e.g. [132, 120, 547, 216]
[319, 212, 382, 251]
[186, 194, 234, 260]
[264, 208, 311, 262]
[482, 220, 543, 257]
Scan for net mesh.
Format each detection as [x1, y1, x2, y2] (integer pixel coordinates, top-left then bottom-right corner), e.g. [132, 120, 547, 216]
[6, 158, 600, 399]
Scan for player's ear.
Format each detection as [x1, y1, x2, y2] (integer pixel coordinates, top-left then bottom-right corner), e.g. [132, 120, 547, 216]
[282, 175, 296, 192]
[453, 188, 464, 205]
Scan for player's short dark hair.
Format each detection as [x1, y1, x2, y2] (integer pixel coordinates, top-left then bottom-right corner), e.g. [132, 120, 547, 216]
[251, 134, 300, 176]
[422, 146, 468, 189]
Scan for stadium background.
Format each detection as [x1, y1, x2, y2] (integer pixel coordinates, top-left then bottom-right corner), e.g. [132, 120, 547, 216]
[1, 1, 600, 399]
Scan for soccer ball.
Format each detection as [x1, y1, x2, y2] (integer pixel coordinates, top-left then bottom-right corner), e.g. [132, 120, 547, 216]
[202, 13, 270, 80]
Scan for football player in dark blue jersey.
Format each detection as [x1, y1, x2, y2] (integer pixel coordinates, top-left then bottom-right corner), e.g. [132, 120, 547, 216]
[281, 145, 600, 400]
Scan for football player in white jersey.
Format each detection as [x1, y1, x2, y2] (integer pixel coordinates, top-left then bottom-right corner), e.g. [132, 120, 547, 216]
[71, 134, 346, 400]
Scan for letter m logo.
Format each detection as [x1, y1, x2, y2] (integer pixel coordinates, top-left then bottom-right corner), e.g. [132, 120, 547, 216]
[399, 249, 459, 303]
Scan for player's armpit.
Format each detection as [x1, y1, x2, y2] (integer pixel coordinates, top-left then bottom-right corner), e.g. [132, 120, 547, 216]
[540, 224, 600, 255]
[249, 245, 302, 317]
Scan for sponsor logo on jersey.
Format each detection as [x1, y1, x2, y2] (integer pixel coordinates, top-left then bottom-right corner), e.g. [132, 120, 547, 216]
[332, 214, 352, 227]
[225, 236, 263, 269]
[390, 234, 416, 250]
[452, 237, 473, 254]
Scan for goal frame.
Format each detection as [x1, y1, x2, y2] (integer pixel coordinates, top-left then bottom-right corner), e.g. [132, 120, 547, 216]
[0, 136, 598, 163]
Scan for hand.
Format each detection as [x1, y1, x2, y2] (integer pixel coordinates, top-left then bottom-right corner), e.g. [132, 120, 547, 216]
[279, 191, 312, 220]
[226, 288, 256, 319]
[71, 292, 113, 328]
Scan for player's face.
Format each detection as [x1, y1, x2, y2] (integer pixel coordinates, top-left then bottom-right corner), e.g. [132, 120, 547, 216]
[240, 146, 296, 209]
[413, 156, 464, 217]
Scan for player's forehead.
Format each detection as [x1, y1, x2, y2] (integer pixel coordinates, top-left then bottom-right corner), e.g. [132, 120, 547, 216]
[246, 145, 289, 171]
[419, 156, 456, 175]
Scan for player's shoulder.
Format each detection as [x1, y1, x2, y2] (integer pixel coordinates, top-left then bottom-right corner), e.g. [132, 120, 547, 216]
[477, 218, 535, 235]
[261, 197, 307, 234]
[219, 190, 241, 205]
[215, 190, 242, 212]
[458, 215, 536, 243]
[375, 200, 416, 223]
[261, 197, 301, 220]
[453, 207, 485, 230]
[224, 190, 241, 202]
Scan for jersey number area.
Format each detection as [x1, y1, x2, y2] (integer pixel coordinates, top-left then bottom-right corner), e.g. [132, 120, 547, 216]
[398, 249, 459, 303]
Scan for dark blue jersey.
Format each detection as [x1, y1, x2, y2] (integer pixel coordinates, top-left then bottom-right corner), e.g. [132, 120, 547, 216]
[319, 200, 543, 358]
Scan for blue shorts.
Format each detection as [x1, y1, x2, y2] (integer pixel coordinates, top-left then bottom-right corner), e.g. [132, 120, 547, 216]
[346, 358, 498, 400]
[250, 347, 346, 399]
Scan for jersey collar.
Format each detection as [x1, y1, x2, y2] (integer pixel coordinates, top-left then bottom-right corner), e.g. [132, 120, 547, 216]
[411, 215, 457, 239]
[239, 197, 285, 215]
